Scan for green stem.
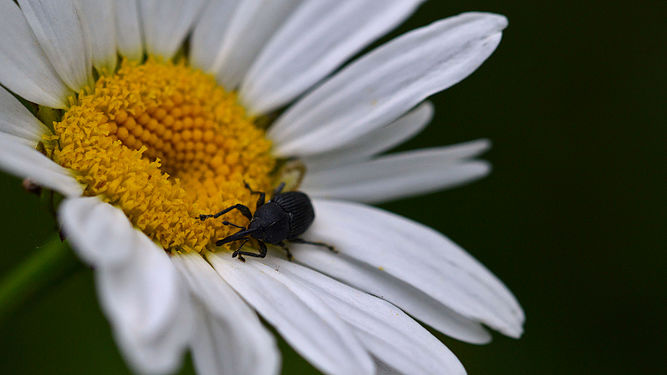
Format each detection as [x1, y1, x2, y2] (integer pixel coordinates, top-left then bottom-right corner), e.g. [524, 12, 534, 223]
[0, 235, 82, 323]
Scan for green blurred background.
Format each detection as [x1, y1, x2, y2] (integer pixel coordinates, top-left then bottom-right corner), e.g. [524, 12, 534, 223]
[1, 1, 664, 374]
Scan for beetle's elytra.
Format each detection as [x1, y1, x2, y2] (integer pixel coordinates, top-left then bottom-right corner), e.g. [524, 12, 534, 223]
[198, 182, 335, 261]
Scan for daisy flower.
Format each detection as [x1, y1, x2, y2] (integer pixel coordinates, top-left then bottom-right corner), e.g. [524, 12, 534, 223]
[0, 1, 524, 374]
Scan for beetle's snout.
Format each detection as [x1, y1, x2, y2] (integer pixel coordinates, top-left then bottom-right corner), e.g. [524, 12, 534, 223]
[216, 236, 237, 245]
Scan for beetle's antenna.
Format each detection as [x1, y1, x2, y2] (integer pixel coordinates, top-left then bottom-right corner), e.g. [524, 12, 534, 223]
[221, 220, 245, 229]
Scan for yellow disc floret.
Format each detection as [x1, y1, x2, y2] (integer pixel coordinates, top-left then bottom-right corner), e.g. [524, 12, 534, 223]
[48, 59, 275, 252]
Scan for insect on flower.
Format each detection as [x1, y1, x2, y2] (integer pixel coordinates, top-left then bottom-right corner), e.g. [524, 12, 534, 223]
[199, 182, 335, 261]
[0, 0, 523, 372]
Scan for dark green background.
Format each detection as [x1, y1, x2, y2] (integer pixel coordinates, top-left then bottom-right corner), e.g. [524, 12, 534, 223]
[1, 1, 664, 374]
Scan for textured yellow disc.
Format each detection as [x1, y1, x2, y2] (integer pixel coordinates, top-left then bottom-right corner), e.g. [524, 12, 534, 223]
[48, 59, 275, 252]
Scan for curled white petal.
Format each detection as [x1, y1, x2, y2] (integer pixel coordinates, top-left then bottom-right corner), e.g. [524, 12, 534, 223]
[305, 199, 525, 338]
[100, 236, 193, 375]
[241, 0, 425, 115]
[173, 253, 280, 375]
[0, 133, 81, 196]
[208, 253, 375, 375]
[0, 85, 49, 146]
[139, 0, 208, 60]
[59, 197, 135, 267]
[302, 140, 491, 204]
[270, 12, 507, 156]
[0, 1, 71, 108]
[60, 196, 192, 375]
[18, 0, 93, 91]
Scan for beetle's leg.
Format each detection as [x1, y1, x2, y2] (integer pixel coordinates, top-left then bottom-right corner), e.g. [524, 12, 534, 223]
[199, 204, 252, 221]
[278, 241, 294, 261]
[273, 182, 286, 197]
[233, 240, 268, 261]
[243, 181, 266, 208]
[231, 238, 250, 262]
[290, 238, 338, 253]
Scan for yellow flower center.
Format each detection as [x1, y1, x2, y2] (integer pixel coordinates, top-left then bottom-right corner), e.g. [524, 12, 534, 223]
[49, 59, 276, 252]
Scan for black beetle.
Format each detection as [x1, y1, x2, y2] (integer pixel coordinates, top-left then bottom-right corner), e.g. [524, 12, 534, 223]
[199, 182, 335, 261]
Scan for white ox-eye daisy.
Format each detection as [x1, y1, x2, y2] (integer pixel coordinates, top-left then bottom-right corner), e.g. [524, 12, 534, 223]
[0, 0, 524, 374]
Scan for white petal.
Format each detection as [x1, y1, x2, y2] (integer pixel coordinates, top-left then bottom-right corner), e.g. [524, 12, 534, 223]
[77, 0, 117, 73]
[139, 0, 208, 60]
[0, 85, 50, 145]
[305, 199, 525, 337]
[189, 302, 276, 375]
[302, 140, 491, 204]
[189, 0, 241, 72]
[59, 196, 135, 267]
[303, 102, 434, 170]
[115, 0, 143, 60]
[100, 237, 193, 375]
[291, 247, 491, 344]
[0, 1, 71, 108]
[0, 133, 81, 196]
[214, 0, 301, 90]
[18, 0, 93, 91]
[113, 310, 191, 375]
[259, 256, 465, 375]
[95, 225, 183, 343]
[59, 196, 192, 374]
[269, 12, 507, 156]
[207, 253, 375, 375]
[105, 249, 189, 345]
[241, 0, 425, 115]
[173, 253, 280, 375]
